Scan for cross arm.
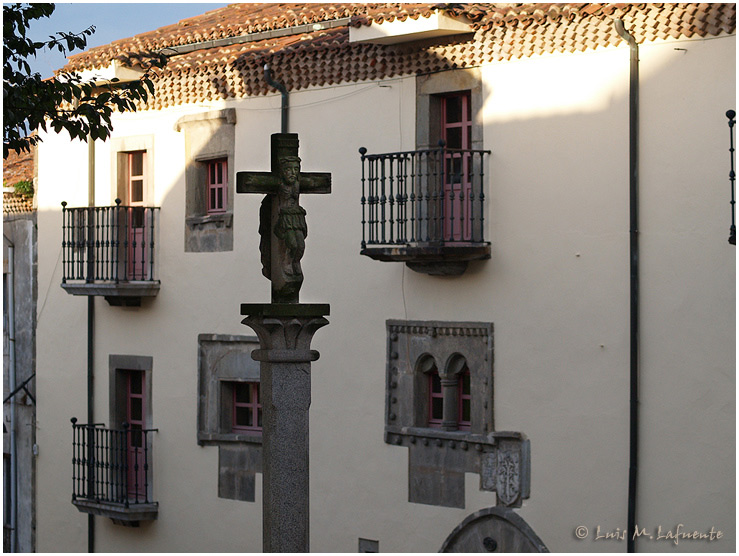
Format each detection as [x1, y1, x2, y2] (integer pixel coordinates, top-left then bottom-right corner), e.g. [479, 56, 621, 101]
[298, 172, 331, 194]
[236, 172, 279, 194]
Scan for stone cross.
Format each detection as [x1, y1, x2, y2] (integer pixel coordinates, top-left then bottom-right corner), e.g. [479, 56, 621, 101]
[238, 132, 331, 552]
[236, 133, 331, 303]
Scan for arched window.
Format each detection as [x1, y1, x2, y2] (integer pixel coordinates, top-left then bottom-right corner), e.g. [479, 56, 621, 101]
[458, 370, 471, 431]
[418, 353, 473, 431]
[445, 353, 471, 431]
[428, 370, 443, 427]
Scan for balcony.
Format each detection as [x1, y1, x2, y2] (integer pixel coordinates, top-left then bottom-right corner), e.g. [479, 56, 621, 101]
[359, 144, 491, 275]
[61, 201, 160, 306]
[70, 419, 158, 526]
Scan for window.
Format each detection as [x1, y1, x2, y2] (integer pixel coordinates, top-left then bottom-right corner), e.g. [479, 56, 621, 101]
[428, 371, 444, 427]
[113, 141, 155, 283]
[108, 355, 154, 502]
[385, 321, 530, 510]
[426, 362, 471, 431]
[441, 92, 472, 150]
[110, 355, 153, 430]
[197, 334, 262, 444]
[125, 151, 149, 280]
[175, 109, 236, 253]
[197, 334, 262, 502]
[206, 158, 227, 214]
[440, 92, 473, 242]
[127, 151, 146, 205]
[125, 370, 146, 497]
[386, 321, 495, 434]
[387, 320, 493, 436]
[414, 69, 487, 256]
[458, 370, 471, 431]
[231, 381, 261, 434]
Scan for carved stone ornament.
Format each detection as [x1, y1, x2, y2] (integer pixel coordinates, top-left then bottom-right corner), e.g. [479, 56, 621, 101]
[495, 448, 521, 506]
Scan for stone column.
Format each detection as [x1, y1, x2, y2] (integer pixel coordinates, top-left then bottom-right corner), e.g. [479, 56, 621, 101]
[241, 303, 329, 553]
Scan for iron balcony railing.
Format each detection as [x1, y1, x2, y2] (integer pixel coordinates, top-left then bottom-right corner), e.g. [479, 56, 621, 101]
[71, 419, 158, 507]
[359, 143, 491, 249]
[61, 200, 160, 284]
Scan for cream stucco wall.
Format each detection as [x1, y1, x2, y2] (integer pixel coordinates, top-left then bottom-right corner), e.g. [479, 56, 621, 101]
[35, 33, 734, 552]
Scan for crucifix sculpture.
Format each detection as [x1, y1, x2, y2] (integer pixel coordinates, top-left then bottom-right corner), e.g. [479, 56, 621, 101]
[237, 133, 331, 303]
[237, 133, 331, 552]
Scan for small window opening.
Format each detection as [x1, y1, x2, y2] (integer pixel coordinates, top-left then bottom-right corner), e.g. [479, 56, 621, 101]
[206, 158, 227, 214]
[232, 381, 262, 434]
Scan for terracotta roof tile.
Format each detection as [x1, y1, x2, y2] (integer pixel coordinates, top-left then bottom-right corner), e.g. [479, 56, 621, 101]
[3, 192, 34, 215]
[3, 147, 34, 186]
[56, 3, 734, 111]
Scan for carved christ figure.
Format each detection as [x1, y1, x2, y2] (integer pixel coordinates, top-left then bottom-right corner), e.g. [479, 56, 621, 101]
[257, 155, 308, 301]
[238, 132, 331, 304]
[274, 156, 307, 277]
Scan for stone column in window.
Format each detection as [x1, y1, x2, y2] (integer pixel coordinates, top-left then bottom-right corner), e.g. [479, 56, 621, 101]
[440, 374, 459, 431]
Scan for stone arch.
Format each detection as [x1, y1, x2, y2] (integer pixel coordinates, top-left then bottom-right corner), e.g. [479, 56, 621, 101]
[414, 353, 438, 427]
[440, 506, 549, 553]
[444, 352, 468, 378]
[415, 352, 438, 375]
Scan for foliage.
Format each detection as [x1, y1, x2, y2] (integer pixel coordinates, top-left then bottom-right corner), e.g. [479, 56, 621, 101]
[12, 179, 34, 196]
[3, 3, 168, 159]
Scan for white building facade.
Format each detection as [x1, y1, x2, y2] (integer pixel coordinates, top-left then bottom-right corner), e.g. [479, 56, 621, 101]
[32, 3, 735, 552]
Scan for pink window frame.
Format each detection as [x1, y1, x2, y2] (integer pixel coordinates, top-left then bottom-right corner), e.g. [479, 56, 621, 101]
[440, 92, 472, 150]
[428, 371, 443, 428]
[126, 370, 146, 497]
[206, 158, 228, 214]
[127, 151, 147, 206]
[125, 151, 149, 280]
[440, 91, 473, 242]
[232, 381, 262, 434]
[457, 370, 471, 431]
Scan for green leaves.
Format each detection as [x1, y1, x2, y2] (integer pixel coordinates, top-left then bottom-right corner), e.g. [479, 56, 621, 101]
[3, 3, 168, 159]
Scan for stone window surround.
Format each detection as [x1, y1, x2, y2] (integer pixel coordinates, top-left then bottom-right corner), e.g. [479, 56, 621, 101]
[197, 333, 262, 502]
[415, 68, 483, 152]
[197, 333, 261, 446]
[387, 319, 494, 438]
[384, 319, 534, 509]
[175, 109, 236, 253]
[108, 354, 153, 430]
[107, 354, 156, 507]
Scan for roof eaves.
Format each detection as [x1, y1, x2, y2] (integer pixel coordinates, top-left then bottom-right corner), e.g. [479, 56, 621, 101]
[158, 16, 352, 57]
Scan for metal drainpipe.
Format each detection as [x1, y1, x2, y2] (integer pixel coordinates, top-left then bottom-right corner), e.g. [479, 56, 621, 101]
[614, 19, 640, 554]
[86, 137, 96, 553]
[264, 64, 288, 133]
[6, 240, 18, 553]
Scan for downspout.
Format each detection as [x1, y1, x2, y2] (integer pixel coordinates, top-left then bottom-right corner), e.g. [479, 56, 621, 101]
[264, 64, 289, 133]
[6, 239, 18, 553]
[86, 138, 95, 553]
[614, 19, 639, 554]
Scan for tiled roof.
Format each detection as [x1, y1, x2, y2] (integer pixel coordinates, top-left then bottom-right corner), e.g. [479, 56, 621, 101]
[60, 3, 735, 110]
[3, 191, 34, 215]
[3, 147, 34, 186]
[3, 148, 35, 214]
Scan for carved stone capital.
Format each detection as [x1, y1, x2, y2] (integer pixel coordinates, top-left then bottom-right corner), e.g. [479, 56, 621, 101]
[241, 303, 329, 353]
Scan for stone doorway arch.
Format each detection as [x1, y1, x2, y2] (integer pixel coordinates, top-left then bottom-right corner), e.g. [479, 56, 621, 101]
[440, 507, 548, 553]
